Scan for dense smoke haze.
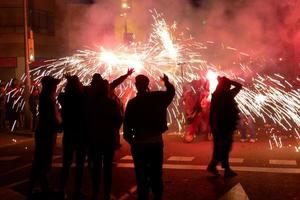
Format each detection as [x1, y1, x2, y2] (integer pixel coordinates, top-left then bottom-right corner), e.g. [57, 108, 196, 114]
[59, 0, 300, 76]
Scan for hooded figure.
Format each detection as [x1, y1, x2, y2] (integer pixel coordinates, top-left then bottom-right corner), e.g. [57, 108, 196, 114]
[28, 76, 61, 198]
[58, 75, 86, 199]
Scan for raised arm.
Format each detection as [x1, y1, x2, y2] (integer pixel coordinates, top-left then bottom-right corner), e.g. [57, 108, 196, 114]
[161, 74, 175, 106]
[229, 80, 242, 97]
[110, 68, 134, 90]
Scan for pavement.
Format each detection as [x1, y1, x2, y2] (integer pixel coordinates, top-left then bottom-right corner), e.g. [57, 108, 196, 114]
[0, 129, 33, 148]
[0, 129, 300, 200]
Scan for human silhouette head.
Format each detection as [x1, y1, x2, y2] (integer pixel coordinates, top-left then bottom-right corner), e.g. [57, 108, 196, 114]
[135, 74, 149, 93]
[41, 76, 60, 95]
[91, 73, 103, 86]
[217, 76, 231, 91]
[65, 75, 82, 93]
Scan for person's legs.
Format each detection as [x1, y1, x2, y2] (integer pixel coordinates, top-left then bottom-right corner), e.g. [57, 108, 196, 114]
[131, 144, 150, 200]
[238, 119, 247, 141]
[31, 113, 37, 132]
[149, 143, 164, 200]
[248, 118, 256, 142]
[0, 109, 4, 129]
[103, 148, 115, 200]
[60, 138, 74, 191]
[41, 138, 55, 194]
[74, 145, 86, 194]
[90, 147, 102, 200]
[220, 140, 230, 170]
[207, 140, 221, 176]
[221, 138, 237, 177]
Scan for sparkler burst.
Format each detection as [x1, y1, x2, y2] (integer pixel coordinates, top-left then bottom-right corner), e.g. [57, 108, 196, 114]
[6, 11, 300, 150]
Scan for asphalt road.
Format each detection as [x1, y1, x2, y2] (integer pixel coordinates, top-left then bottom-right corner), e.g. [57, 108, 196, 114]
[0, 131, 300, 200]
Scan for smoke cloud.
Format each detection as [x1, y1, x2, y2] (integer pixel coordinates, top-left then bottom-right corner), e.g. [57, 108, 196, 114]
[58, 0, 300, 76]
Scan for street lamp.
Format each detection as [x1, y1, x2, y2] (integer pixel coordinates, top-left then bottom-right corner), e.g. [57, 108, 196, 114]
[120, 0, 133, 45]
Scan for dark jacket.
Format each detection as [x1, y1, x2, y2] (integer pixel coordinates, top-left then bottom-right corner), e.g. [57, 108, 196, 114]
[123, 81, 175, 143]
[29, 93, 39, 114]
[85, 87, 122, 148]
[210, 85, 241, 139]
[58, 91, 85, 139]
[36, 93, 60, 138]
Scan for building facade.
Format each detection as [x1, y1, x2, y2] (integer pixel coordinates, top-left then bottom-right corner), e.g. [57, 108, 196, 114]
[0, 0, 118, 82]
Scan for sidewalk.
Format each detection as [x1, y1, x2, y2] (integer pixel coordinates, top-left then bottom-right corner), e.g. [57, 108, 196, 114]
[0, 128, 33, 148]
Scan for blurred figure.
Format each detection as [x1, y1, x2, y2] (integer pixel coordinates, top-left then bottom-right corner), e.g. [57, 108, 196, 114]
[6, 78, 21, 131]
[29, 84, 40, 132]
[28, 76, 61, 199]
[181, 83, 200, 142]
[207, 76, 242, 177]
[239, 114, 256, 143]
[124, 74, 175, 200]
[0, 83, 6, 130]
[86, 77, 122, 200]
[58, 75, 86, 200]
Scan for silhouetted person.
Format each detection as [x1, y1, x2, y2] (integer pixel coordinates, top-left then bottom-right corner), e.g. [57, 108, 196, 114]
[88, 69, 133, 150]
[85, 78, 122, 200]
[0, 83, 6, 129]
[28, 76, 61, 199]
[58, 75, 86, 200]
[207, 76, 242, 177]
[109, 68, 134, 149]
[124, 74, 175, 200]
[6, 78, 21, 131]
[29, 85, 39, 132]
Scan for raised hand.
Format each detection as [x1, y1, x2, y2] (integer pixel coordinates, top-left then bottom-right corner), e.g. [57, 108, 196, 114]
[127, 68, 135, 76]
[63, 73, 71, 79]
[161, 74, 169, 83]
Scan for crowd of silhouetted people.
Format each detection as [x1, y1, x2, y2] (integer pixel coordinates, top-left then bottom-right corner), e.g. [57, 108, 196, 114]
[24, 69, 243, 200]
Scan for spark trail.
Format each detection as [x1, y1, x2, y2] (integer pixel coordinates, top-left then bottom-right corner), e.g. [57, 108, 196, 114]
[6, 12, 300, 150]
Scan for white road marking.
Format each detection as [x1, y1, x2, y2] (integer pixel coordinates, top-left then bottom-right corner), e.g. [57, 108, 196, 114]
[219, 183, 249, 200]
[0, 156, 20, 161]
[168, 156, 194, 162]
[118, 185, 137, 200]
[121, 155, 133, 160]
[269, 159, 297, 165]
[116, 163, 300, 174]
[229, 158, 244, 163]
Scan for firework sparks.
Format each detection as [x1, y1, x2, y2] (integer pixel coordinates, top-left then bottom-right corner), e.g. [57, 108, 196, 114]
[5, 12, 299, 151]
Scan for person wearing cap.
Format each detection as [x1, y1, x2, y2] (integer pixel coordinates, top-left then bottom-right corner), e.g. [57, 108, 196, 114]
[207, 76, 242, 178]
[123, 74, 175, 200]
[28, 76, 61, 199]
